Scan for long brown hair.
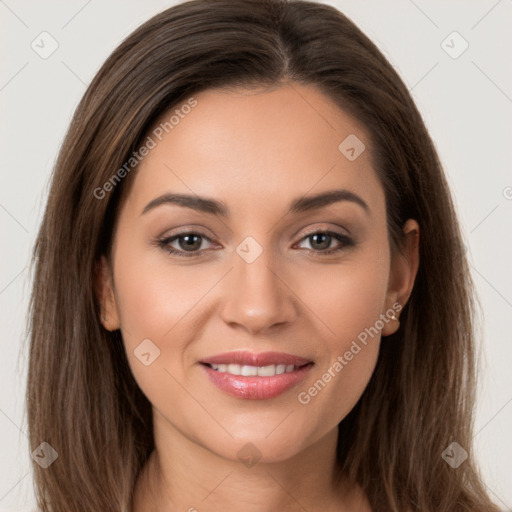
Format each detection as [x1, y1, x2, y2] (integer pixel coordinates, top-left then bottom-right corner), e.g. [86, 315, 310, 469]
[25, 1, 499, 510]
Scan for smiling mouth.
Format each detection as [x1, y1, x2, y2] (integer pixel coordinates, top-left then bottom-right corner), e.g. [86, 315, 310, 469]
[199, 351, 314, 399]
[203, 362, 310, 377]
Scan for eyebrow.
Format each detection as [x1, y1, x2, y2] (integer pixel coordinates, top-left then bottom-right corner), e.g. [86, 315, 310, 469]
[141, 188, 370, 217]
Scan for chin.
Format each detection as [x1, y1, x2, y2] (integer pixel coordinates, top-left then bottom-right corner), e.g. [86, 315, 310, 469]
[210, 425, 323, 466]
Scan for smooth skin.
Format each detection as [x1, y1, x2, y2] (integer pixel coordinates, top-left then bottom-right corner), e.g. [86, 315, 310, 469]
[97, 82, 419, 512]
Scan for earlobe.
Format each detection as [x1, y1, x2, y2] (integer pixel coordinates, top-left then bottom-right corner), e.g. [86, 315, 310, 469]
[381, 219, 420, 337]
[94, 255, 121, 331]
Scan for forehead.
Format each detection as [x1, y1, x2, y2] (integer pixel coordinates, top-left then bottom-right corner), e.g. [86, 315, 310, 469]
[123, 83, 384, 218]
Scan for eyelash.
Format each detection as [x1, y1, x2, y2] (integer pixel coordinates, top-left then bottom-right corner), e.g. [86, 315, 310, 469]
[155, 229, 354, 258]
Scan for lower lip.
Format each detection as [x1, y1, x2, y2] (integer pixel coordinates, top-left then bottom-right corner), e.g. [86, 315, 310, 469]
[200, 363, 313, 400]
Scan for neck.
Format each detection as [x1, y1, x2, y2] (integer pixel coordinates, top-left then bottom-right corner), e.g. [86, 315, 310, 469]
[132, 411, 370, 512]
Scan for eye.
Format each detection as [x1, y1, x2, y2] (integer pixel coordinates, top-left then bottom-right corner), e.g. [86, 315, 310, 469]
[157, 232, 215, 258]
[156, 229, 354, 258]
[295, 230, 353, 255]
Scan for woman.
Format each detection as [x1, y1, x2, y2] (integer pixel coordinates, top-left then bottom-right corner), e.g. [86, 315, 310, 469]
[26, 0, 500, 510]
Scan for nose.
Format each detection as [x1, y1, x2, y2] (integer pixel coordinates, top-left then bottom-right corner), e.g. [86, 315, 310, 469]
[220, 244, 298, 335]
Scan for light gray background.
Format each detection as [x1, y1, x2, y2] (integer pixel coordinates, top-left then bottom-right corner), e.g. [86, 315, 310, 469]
[1, 1, 511, 510]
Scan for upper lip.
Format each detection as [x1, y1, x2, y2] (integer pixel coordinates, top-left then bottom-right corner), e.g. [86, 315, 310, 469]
[200, 351, 312, 367]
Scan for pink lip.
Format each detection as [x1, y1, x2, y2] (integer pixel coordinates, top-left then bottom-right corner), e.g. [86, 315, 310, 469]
[200, 351, 313, 400]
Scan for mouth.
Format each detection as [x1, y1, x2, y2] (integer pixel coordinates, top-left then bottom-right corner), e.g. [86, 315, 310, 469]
[204, 362, 304, 377]
[199, 351, 314, 400]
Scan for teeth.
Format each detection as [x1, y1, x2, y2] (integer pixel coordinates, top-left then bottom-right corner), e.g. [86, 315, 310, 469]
[241, 365, 258, 376]
[228, 364, 241, 375]
[209, 363, 298, 376]
[257, 364, 275, 377]
[276, 364, 286, 375]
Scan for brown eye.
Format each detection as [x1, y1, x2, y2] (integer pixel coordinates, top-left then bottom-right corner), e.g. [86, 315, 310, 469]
[157, 232, 214, 257]
[297, 231, 353, 255]
[175, 233, 203, 252]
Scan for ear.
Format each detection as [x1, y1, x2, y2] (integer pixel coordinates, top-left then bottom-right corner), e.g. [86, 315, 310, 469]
[94, 255, 121, 331]
[381, 219, 420, 336]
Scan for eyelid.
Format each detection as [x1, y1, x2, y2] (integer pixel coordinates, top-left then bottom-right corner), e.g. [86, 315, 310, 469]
[298, 223, 351, 238]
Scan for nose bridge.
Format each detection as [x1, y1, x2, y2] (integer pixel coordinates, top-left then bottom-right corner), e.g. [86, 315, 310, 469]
[220, 235, 296, 333]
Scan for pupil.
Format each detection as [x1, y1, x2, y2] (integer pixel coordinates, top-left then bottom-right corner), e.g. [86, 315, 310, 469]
[312, 233, 330, 250]
[181, 234, 201, 251]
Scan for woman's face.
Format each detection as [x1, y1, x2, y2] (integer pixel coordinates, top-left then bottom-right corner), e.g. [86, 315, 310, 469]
[99, 83, 418, 463]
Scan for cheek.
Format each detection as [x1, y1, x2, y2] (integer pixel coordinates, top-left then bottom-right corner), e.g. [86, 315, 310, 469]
[112, 239, 212, 343]
[110, 239, 214, 396]
[302, 245, 390, 346]
[111, 252, 212, 422]
[295, 246, 389, 419]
